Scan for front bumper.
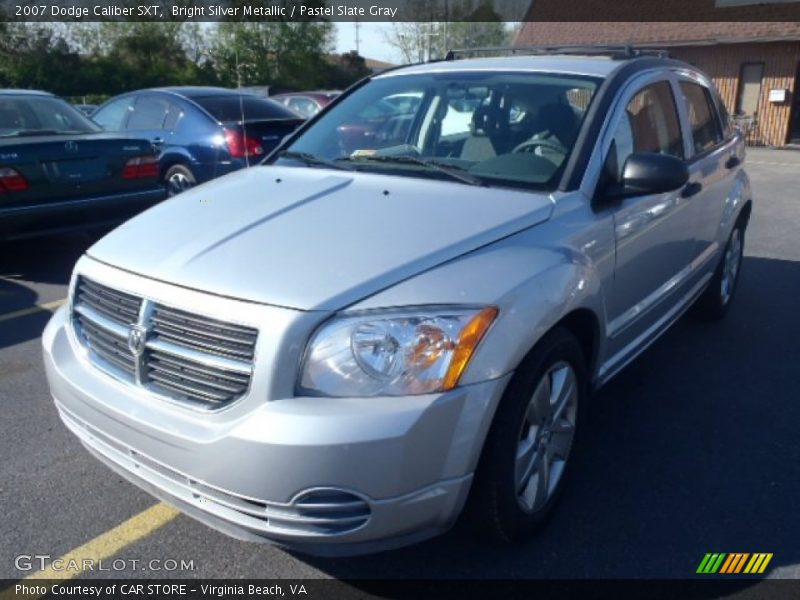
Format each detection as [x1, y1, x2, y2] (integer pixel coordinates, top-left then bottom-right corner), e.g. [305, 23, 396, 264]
[43, 282, 510, 555]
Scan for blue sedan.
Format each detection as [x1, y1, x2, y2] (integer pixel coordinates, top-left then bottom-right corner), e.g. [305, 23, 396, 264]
[92, 87, 305, 196]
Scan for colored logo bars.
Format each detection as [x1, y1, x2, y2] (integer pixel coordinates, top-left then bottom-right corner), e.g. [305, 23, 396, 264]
[697, 553, 773, 574]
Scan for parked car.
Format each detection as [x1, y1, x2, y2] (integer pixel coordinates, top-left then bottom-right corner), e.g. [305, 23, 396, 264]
[73, 103, 98, 117]
[0, 90, 164, 241]
[271, 91, 340, 118]
[44, 49, 751, 555]
[334, 92, 422, 155]
[91, 87, 304, 196]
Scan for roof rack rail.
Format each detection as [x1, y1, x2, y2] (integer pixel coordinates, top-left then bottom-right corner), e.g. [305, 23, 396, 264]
[443, 45, 671, 61]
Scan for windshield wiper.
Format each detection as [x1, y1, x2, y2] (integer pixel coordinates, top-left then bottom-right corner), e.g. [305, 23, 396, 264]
[277, 150, 356, 171]
[342, 155, 484, 187]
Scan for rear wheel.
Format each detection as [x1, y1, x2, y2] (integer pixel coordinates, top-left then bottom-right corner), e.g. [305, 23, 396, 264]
[164, 164, 196, 197]
[467, 327, 587, 542]
[692, 220, 745, 321]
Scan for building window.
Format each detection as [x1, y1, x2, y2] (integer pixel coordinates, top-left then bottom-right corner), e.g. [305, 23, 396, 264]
[736, 63, 764, 116]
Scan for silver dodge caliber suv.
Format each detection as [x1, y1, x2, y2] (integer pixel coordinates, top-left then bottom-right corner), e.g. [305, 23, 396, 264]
[43, 47, 752, 556]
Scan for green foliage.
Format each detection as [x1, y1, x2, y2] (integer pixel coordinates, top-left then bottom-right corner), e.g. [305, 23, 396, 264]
[207, 21, 339, 90]
[0, 21, 369, 97]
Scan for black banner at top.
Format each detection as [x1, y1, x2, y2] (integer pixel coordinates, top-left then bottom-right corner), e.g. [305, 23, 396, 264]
[2, 0, 800, 22]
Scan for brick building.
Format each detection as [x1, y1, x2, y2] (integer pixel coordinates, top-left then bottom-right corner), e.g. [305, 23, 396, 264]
[516, 2, 800, 146]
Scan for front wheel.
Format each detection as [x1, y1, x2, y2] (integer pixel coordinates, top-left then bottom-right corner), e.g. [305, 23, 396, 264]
[692, 221, 745, 321]
[164, 164, 196, 197]
[466, 327, 587, 542]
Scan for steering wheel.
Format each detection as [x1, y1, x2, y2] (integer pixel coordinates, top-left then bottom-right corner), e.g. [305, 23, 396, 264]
[512, 138, 566, 155]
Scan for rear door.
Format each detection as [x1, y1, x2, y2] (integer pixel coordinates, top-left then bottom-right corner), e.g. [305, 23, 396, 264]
[601, 75, 696, 350]
[674, 73, 741, 263]
[125, 94, 171, 152]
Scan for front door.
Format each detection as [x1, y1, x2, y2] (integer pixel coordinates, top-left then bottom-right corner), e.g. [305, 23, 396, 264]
[603, 78, 696, 355]
[790, 63, 800, 144]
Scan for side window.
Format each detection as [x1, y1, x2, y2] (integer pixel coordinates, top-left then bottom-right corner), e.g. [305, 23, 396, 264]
[127, 96, 170, 130]
[92, 97, 133, 131]
[607, 81, 684, 179]
[163, 102, 184, 131]
[680, 82, 724, 155]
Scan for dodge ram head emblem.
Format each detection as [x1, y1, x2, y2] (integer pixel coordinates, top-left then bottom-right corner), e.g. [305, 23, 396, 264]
[127, 325, 147, 357]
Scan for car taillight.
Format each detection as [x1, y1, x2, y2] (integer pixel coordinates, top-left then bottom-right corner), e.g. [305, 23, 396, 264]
[0, 167, 28, 192]
[224, 129, 264, 159]
[122, 155, 160, 179]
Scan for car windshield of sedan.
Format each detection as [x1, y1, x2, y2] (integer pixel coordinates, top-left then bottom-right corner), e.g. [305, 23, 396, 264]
[274, 71, 600, 189]
[0, 96, 101, 137]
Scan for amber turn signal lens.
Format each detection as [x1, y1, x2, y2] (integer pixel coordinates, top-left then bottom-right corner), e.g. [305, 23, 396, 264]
[442, 307, 498, 390]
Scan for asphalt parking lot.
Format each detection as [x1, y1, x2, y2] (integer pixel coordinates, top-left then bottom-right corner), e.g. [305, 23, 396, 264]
[1, 147, 799, 583]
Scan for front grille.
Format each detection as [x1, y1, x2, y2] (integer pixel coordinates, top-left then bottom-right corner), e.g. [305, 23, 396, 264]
[72, 276, 256, 410]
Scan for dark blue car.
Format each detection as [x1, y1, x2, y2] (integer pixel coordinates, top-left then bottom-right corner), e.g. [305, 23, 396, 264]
[92, 87, 305, 196]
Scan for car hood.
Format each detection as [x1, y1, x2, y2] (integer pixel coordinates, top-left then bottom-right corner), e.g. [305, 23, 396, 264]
[88, 166, 554, 311]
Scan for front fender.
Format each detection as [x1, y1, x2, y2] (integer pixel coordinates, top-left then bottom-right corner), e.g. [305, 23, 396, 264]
[349, 234, 609, 387]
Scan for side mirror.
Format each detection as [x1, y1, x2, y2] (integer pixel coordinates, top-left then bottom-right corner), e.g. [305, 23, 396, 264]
[606, 152, 689, 199]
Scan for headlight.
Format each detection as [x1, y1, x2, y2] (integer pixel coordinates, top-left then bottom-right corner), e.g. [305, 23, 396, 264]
[299, 307, 498, 397]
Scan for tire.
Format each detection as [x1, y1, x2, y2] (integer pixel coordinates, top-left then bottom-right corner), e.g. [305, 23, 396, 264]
[163, 164, 196, 197]
[692, 220, 745, 321]
[466, 327, 588, 542]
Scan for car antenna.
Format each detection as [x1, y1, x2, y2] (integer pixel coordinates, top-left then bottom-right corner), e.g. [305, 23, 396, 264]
[235, 48, 250, 169]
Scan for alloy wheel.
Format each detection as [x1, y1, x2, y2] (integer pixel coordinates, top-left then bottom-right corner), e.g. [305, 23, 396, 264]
[515, 361, 578, 513]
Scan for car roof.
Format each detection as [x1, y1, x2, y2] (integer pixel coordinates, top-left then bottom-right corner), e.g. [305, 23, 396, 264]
[376, 55, 630, 79]
[0, 89, 53, 96]
[147, 87, 260, 99]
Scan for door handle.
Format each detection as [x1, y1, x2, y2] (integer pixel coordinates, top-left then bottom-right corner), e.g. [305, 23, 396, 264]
[681, 182, 703, 198]
[725, 155, 741, 169]
[151, 137, 165, 146]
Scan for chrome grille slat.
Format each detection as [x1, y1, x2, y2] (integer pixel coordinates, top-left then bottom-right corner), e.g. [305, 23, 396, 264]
[152, 314, 257, 345]
[153, 306, 257, 336]
[151, 305, 257, 361]
[152, 329, 253, 360]
[148, 355, 248, 395]
[72, 277, 257, 409]
[76, 316, 136, 376]
[147, 372, 230, 403]
[149, 353, 250, 386]
[76, 278, 142, 325]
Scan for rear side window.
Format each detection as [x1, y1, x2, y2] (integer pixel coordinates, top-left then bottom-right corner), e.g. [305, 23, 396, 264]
[607, 81, 684, 179]
[194, 96, 298, 122]
[680, 82, 724, 155]
[128, 95, 170, 130]
[164, 102, 184, 131]
[93, 96, 134, 131]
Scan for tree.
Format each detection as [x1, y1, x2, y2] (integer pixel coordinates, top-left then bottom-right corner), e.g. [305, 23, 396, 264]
[384, 0, 511, 62]
[207, 21, 334, 89]
[0, 23, 86, 95]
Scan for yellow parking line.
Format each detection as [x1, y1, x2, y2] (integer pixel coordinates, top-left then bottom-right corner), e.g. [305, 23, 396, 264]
[2, 503, 179, 598]
[0, 298, 67, 323]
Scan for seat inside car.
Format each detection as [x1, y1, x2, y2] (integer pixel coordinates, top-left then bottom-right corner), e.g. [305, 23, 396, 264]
[460, 102, 511, 161]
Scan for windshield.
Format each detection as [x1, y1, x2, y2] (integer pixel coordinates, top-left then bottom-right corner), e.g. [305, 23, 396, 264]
[0, 95, 101, 137]
[274, 71, 600, 190]
[195, 95, 300, 123]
